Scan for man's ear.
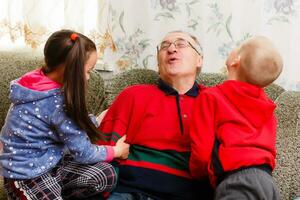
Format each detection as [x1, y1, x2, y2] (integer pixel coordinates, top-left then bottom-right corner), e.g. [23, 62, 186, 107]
[196, 54, 203, 69]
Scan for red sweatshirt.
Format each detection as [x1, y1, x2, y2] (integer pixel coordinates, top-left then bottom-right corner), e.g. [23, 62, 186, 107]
[97, 80, 213, 199]
[189, 80, 277, 185]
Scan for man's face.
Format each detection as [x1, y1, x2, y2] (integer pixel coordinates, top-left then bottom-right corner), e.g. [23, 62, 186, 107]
[157, 32, 202, 80]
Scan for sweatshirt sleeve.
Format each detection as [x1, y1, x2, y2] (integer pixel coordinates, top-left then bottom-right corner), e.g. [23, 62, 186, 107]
[97, 87, 134, 146]
[189, 91, 216, 179]
[50, 106, 112, 164]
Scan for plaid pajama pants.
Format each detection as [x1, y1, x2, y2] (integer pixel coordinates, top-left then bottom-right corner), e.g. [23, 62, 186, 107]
[4, 155, 117, 200]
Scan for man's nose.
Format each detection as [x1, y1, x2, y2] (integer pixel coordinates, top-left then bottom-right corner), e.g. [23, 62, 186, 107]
[167, 43, 177, 53]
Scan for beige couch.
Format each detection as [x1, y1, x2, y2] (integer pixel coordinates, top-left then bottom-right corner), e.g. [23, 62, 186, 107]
[0, 52, 299, 200]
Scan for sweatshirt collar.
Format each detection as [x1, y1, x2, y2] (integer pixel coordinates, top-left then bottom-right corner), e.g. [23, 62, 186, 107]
[157, 78, 199, 97]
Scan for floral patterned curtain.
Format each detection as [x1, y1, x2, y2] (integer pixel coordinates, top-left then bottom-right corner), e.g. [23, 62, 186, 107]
[1, 0, 300, 91]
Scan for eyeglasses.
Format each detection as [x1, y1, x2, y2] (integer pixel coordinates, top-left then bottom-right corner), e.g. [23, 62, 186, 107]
[157, 38, 202, 55]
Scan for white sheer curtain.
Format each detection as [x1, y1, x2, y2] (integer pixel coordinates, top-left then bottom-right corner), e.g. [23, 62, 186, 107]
[0, 0, 113, 58]
[1, 0, 300, 91]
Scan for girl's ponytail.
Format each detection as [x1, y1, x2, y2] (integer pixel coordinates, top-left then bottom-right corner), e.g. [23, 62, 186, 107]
[43, 30, 101, 142]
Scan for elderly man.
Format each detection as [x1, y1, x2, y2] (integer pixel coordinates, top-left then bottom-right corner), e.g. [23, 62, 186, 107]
[98, 31, 213, 200]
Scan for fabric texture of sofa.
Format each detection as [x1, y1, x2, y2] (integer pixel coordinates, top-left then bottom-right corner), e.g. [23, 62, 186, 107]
[0, 52, 299, 200]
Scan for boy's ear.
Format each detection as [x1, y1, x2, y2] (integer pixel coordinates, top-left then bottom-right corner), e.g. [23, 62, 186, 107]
[230, 55, 241, 68]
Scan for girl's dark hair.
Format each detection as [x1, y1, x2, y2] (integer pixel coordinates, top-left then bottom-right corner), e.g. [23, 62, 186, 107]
[42, 29, 101, 142]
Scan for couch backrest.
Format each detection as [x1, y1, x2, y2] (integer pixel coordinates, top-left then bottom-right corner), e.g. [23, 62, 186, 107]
[105, 68, 159, 106]
[106, 69, 285, 106]
[273, 91, 300, 200]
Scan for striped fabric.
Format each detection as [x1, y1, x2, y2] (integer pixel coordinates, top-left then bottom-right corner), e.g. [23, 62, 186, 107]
[4, 155, 117, 200]
[125, 145, 191, 178]
[113, 144, 212, 200]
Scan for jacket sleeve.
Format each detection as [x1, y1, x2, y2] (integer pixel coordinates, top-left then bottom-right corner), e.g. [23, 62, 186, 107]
[89, 114, 99, 128]
[97, 87, 135, 146]
[189, 91, 216, 179]
[50, 106, 113, 163]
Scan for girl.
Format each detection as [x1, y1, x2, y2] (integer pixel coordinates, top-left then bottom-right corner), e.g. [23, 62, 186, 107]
[0, 30, 129, 200]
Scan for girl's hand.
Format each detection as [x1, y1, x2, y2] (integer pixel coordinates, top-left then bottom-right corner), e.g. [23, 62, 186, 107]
[113, 135, 130, 159]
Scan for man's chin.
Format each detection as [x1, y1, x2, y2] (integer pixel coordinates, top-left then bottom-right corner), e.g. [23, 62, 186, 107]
[169, 65, 185, 73]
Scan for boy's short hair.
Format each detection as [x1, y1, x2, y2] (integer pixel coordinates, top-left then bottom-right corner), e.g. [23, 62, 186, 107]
[238, 36, 283, 87]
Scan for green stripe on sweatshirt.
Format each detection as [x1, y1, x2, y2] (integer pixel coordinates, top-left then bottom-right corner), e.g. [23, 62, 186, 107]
[128, 145, 190, 171]
[100, 132, 121, 142]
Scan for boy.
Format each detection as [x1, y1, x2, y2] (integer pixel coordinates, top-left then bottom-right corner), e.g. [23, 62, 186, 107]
[189, 36, 283, 199]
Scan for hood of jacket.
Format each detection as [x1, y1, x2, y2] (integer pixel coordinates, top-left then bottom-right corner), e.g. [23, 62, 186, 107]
[9, 69, 62, 105]
[217, 80, 276, 128]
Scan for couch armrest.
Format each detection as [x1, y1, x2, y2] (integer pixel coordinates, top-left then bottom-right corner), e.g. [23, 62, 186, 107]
[274, 91, 300, 199]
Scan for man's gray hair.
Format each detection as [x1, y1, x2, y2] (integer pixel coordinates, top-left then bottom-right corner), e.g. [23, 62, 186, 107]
[167, 30, 203, 55]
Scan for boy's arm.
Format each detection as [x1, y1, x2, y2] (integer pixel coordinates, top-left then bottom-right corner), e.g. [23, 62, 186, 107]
[189, 92, 216, 179]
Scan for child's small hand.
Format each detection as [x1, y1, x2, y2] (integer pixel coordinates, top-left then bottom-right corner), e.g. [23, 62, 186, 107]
[113, 135, 130, 159]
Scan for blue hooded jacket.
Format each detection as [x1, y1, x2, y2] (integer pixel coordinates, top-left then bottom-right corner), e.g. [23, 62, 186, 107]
[0, 69, 111, 179]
